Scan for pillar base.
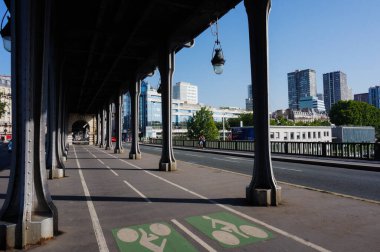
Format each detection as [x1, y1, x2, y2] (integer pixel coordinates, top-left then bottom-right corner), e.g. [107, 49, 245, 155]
[62, 156, 67, 162]
[159, 161, 176, 172]
[0, 221, 16, 250]
[48, 168, 65, 179]
[129, 153, 141, 159]
[114, 148, 124, 154]
[105, 146, 111, 150]
[0, 215, 54, 250]
[246, 186, 282, 206]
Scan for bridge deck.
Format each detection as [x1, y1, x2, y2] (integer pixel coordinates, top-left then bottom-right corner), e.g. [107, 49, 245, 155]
[1, 145, 379, 251]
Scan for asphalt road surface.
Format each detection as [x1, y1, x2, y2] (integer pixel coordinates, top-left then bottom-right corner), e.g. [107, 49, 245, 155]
[140, 145, 380, 202]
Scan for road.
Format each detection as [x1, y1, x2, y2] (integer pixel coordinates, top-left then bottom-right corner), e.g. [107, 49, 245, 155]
[140, 145, 380, 202]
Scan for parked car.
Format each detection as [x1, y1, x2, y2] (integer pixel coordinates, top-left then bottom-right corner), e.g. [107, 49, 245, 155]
[7, 140, 12, 152]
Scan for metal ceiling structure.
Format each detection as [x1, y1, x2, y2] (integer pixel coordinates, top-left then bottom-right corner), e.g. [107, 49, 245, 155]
[54, 0, 241, 114]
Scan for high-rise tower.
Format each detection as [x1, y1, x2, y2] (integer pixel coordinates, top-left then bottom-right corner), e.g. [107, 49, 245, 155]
[287, 69, 317, 110]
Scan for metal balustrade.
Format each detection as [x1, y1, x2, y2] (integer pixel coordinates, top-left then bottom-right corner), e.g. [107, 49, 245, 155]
[148, 139, 380, 161]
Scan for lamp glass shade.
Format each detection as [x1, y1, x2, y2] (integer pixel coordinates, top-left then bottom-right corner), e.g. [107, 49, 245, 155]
[213, 64, 224, 75]
[211, 48, 225, 75]
[1, 17, 11, 52]
[2, 36, 11, 52]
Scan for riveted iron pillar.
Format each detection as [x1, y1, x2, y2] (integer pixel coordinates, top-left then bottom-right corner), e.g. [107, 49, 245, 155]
[99, 107, 105, 148]
[129, 79, 141, 159]
[96, 111, 101, 146]
[0, 0, 58, 248]
[105, 102, 113, 150]
[244, 0, 281, 206]
[114, 92, 124, 153]
[158, 45, 176, 171]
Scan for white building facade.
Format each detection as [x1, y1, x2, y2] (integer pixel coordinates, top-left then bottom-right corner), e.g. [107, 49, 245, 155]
[173, 82, 198, 104]
[270, 126, 332, 142]
[0, 75, 12, 141]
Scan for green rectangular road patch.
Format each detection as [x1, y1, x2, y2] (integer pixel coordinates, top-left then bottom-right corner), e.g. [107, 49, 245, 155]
[112, 222, 198, 252]
[186, 212, 274, 248]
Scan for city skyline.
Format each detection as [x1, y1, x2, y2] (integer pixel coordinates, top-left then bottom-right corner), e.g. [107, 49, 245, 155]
[1, 0, 380, 111]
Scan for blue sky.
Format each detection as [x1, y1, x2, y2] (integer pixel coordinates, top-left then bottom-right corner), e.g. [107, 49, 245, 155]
[1, 0, 380, 111]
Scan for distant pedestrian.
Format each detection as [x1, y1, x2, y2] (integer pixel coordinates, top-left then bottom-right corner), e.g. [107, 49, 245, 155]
[199, 135, 206, 149]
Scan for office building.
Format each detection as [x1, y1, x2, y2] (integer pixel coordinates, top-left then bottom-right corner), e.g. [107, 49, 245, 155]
[299, 96, 326, 112]
[173, 82, 198, 104]
[123, 82, 246, 138]
[323, 71, 351, 112]
[245, 84, 253, 111]
[288, 69, 317, 110]
[368, 86, 380, 108]
[0, 75, 12, 141]
[354, 93, 369, 103]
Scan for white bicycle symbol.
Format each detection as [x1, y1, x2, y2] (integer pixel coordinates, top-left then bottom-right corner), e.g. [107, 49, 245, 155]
[202, 215, 268, 246]
[117, 223, 171, 252]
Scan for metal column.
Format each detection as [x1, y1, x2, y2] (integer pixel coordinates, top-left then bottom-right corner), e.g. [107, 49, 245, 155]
[105, 102, 113, 150]
[0, 0, 58, 248]
[99, 106, 105, 148]
[114, 92, 124, 153]
[244, 0, 281, 206]
[129, 79, 141, 159]
[158, 46, 176, 171]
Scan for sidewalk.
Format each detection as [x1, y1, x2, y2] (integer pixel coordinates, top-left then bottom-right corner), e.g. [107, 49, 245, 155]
[1, 146, 379, 251]
[141, 143, 380, 172]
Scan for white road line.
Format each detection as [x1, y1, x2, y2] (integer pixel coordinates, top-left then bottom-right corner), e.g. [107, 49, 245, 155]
[212, 157, 240, 163]
[273, 166, 302, 172]
[93, 147, 330, 252]
[171, 219, 216, 252]
[123, 180, 151, 203]
[185, 153, 202, 157]
[225, 157, 252, 161]
[73, 146, 109, 252]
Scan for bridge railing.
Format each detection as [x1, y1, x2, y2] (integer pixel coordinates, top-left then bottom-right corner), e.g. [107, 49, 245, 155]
[147, 139, 380, 161]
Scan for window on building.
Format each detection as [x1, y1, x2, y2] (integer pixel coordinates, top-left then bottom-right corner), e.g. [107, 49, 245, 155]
[296, 132, 300, 140]
[308, 132, 311, 138]
[275, 132, 280, 139]
[318, 132, 321, 138]
[313, 132, 316, 138]
[284, 132, 288, 140]
[290, 132, 294, 140]
[270, 132, 274, 139]
[302, 132, 306, 139]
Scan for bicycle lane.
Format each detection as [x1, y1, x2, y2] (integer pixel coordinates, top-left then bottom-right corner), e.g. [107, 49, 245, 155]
[88, 145, 329, 252]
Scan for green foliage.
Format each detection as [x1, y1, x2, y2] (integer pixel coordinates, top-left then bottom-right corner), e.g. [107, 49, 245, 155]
[214, 120, 230, 131]
[187, 107, 219, 140]
[228, 113, 254, 127]
[270, 115, 330, 126]
[329, 100, 380, 141]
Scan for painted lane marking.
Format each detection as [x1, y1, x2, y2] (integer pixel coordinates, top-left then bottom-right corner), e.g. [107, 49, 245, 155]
[123, 180, 151, 203]
[225, 157, 252, 161]
[212, 157, 240, 163]
[171, 219, 217, 252]
[91, 147, 330, 252]
[273, 166, 302, 172]
[73, 146, 109, 252]
[85, 149, 119, 176]
[112, 222, 197, 252]
[185, 153, 202, 157]
[186, 212, 273, 248]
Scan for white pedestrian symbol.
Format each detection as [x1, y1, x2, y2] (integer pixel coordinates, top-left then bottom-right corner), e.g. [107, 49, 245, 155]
[202, 215, 268, 246]
[117, 223, 171, 252]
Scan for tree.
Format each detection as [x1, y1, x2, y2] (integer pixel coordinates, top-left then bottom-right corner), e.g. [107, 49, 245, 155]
[329, 100, 380, 140]
[187, 107, 219, 140]
[228, 112, 254, 127]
